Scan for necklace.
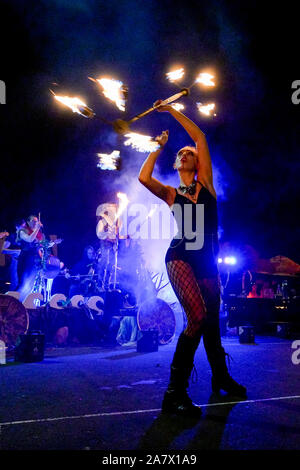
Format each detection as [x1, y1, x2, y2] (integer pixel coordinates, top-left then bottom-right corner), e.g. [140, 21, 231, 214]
[178, 180, 197, 195]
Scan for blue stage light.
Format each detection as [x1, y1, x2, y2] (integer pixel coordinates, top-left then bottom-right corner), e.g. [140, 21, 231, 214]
[224, 256, 237, 265]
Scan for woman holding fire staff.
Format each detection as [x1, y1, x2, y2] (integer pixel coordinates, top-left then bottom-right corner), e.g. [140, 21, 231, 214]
[138, 103, 246, 417]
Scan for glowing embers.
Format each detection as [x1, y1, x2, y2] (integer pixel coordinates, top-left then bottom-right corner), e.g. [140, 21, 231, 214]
[197, 102, 216, 117]
[52, 65, 218, 159]
[123, 132, 160, 153]
[93, 77, 127, 112]
[96, 150, 120, 171]
[166, 68, 215, 88]
[195, 72, 215, 87]
[166, 68, 185, 82]
[52, 92, 95, 118]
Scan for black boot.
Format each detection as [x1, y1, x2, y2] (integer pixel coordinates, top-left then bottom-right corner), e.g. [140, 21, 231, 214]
[162, 332, 202, 417]
[202, 315, 246, 398]
[208, 346, 247, 397]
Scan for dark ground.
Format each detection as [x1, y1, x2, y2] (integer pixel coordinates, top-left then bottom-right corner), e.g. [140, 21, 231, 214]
[1, 332, 300, 461]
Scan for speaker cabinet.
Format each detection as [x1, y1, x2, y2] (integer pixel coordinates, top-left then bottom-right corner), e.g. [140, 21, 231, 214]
[238, 325, 255, 344]
[14, 331, 45, 362]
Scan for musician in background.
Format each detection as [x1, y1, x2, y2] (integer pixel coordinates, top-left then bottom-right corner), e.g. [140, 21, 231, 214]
[0, 227, 23, 291]
[0, 231, 10, 292]
[247, 283, 261, 298]
[0, 230, 10, 253]
[68, 245, 99, 297]
[16, 215, 44, 301]
[97, 207, 119, 290]
[261, 281, 275, 299]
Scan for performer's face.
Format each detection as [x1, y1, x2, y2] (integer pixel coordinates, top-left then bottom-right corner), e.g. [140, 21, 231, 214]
[174, 147, 197, 172]
[87, 248, 95, 259]
[28, 217, 39, 229]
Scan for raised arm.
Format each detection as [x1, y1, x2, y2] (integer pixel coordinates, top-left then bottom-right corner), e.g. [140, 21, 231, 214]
[155, 102, 216, 198]
[138, 130, 175, 206]
[19, 223, 42, 243]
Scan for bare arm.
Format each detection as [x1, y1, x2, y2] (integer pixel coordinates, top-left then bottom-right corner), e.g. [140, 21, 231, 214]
[138, 130, 175, 206]
[155, 102, 216, 198]
[19, 224, 42, 243]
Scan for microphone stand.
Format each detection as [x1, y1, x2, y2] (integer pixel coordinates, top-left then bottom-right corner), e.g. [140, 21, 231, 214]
[113, 220, 119, 290]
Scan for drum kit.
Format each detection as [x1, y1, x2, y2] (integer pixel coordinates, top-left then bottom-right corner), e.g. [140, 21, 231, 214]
[0, 293, 29, 347]
[32, 237, 63, 303]
[0, 229, 176, 348]
[47, 234, 176, 346]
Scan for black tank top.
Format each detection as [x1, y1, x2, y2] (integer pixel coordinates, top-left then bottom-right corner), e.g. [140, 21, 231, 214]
[165, 182, 219, 278]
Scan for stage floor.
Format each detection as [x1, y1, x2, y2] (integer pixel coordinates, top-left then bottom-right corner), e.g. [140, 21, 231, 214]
[0, 334, 299, 455]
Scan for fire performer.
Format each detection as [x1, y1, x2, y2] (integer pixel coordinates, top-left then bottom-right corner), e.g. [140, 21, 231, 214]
[138, 103, 246, 417]
[16, 215, 44, 301]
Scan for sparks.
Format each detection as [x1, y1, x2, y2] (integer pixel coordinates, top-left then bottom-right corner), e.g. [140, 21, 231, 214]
[170, 103, 185, 111]
[95, 77, 126, 112]
[115, 192, 129, 221]
[96, 150, 120, 170]
[197, 102, 216, 116]
[123, 132, 160, 153]
[52, 93, 95, 118]
[166, 68, 185, 82]
[195, 72, 215, 87]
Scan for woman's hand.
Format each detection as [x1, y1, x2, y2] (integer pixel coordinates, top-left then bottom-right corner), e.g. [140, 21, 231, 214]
[155, 130, 169, 148]
[33, 220, 43, 231]
[153, 100, 173, 113]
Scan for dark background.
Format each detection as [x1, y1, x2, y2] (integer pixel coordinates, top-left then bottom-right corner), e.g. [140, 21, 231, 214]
[1, 0, 299, 268]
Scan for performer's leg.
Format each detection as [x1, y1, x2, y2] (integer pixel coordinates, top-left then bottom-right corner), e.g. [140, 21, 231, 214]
[162, 260, 207, 416]
[167, 260, 207, 339]
[199, 276, 246, 397]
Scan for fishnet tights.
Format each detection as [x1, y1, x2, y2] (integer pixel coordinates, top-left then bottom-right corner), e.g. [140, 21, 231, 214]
[166, 259, 220, 339]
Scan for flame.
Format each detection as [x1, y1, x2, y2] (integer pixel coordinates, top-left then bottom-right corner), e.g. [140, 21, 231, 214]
[166, 68, 185, 82]
[115, 192, 129, 220]
[52, 93, 94, 117]
[195, 72, 215, 87]
[97, 150, 120, 170]
[123, 132, 160, 153]
[170, 103, 185, 111]
[197, 102, 216, 116]
[96, 77, 126, 111]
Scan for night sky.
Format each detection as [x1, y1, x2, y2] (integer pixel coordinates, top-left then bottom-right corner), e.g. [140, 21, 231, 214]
[1, 0, 299, 270]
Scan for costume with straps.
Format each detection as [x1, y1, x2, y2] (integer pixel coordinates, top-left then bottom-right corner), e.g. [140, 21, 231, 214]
[165, 180, 219, 278]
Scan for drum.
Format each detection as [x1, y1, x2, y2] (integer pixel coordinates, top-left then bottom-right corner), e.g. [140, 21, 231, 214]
[0, 294, 29, 347]
[43, 255, 61, 279]
[137, 298, 176, 345]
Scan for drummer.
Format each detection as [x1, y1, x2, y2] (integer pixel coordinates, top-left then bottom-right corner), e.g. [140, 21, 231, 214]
[68, 245, 99, 297]
[16, 215, 44, 301]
